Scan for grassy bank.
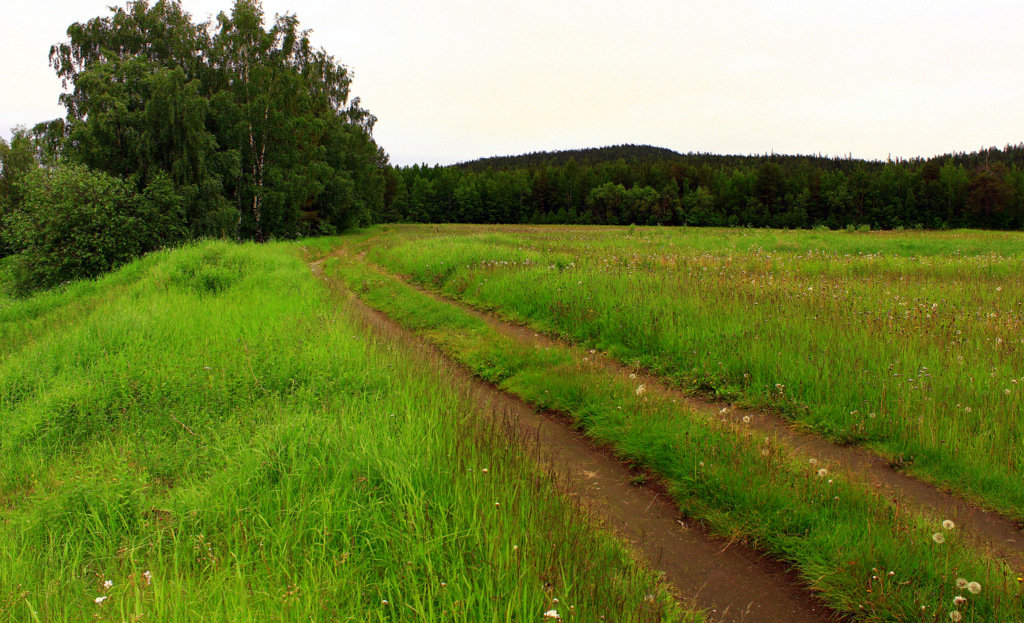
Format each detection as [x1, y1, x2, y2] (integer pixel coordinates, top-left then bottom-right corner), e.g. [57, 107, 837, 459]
[0, 241, 686, 622]
[327, 240, 1024, 623]
[354, 225, 1024, 520]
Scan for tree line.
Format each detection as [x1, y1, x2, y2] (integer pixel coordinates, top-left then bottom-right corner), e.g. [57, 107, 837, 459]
[0, 0, 386, 292]
[386, 145, 1024, 230]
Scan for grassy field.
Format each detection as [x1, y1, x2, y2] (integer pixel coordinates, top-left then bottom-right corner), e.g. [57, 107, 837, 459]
[327, 241, 1024, 623]
[0, 241, 687, 622]
[353, 225, 1024, 520]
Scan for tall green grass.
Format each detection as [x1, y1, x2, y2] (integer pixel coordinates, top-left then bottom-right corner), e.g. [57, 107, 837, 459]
[0, 241, 686, 622]
[329, 248, 1024, 623]
[357, 225, 1024, 519]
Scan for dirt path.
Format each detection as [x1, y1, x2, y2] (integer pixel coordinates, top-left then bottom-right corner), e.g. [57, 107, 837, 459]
[311, 259, 838, 623]
[363, 261, 1024, 572]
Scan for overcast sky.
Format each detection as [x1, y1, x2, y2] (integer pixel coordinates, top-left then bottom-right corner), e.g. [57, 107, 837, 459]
[3, 0, 1023, 166]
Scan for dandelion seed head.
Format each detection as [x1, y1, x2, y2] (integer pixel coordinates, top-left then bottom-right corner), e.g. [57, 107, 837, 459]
[809, 458, 818, 466]
[742, 415, 751, 423]
[953, 595, 967, 606]
[942, 519, 955, 530]
[817, 468, 828, 477]
[543, 609, 561, 619]
[956, 578, 968, 589]
[949, 611, 962, 622]
[932, 532, 945, 544]
[967, 581, 981, 594]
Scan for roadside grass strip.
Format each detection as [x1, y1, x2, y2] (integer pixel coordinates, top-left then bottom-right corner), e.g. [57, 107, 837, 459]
[329, 248, 1024, 623]
[357, 226, 1024, 522]
[0, 241, 687, 622]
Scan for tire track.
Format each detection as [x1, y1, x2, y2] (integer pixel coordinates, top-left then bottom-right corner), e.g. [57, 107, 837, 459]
[312, 257, 838, 623]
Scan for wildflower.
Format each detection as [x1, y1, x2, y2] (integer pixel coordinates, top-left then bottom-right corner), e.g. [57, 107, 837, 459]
[942, 519, 955, 530]
[629, 373, 637, 379]
[94, 596, 108, 604]
[635, 384, 647, 396]
[953, 595, 967, 606]
[742, 415, 751, 424]
[967, 581, 981, 594]
[809, 458, 818, 466]
[932, 532, 945, 544]
[956, 578, 968, 589]
[382, 599, 389, 606]
[817, 468, 828, 478]
[103, 580, 113, 589]
[543, 610, 561, 619]
[950, 611, 962, 622]
[142, 570, 152, 585]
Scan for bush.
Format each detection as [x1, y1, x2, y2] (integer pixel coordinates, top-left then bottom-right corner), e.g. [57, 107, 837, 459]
[5, 164, 184, 293]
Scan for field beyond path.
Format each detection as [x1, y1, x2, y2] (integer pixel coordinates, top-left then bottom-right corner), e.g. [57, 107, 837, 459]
[327, 224, 1024, 622]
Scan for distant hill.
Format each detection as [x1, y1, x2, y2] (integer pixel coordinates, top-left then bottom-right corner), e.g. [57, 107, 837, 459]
[454, 143, 890, 174]
[456, 144, 685, 171]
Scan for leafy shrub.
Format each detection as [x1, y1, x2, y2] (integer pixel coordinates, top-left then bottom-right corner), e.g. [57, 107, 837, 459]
[5, 164, 184, 293]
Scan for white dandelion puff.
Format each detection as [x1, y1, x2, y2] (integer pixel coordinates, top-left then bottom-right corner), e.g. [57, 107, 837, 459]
[635, 384, 647, 396]
[956, 578, 968, 589]
[543, 610, 561, 619]
[942, 519, 955, 530]
[932, 532, 945, 544]
[953, 595, 967, 606]
[949, 611, 962, 622]
[967, 581, 981, 594]
[817, 468, 828, 478]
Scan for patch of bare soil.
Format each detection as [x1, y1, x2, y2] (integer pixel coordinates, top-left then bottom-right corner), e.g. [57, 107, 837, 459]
[312, 259, 837, 623]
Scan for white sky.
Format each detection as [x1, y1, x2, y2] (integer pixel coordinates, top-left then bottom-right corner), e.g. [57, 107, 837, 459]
[3, 0, 1024, 166]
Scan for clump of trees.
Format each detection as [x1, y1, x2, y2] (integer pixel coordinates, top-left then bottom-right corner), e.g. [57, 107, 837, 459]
[1, 0, 386, 292]
[388, 145, 1024, 230]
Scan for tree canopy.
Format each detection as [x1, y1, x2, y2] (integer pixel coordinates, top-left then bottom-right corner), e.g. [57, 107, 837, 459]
[47, 0, 386, 241]
[1, 0, 386, 291]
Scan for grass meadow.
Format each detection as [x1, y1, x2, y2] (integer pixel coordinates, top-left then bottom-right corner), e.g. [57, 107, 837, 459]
[355, 225, 1024, 520]
[0, 241, 686, 622]
[328, 242, 1024, 623]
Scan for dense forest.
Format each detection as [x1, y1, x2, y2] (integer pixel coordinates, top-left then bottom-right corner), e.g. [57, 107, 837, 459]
[387, 144, 1024, 230]
[0, 0, 386, 291]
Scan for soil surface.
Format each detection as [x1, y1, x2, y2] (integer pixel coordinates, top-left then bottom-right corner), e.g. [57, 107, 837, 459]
[387, 268, 1024, 572]
[312, 259, 839, 623]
